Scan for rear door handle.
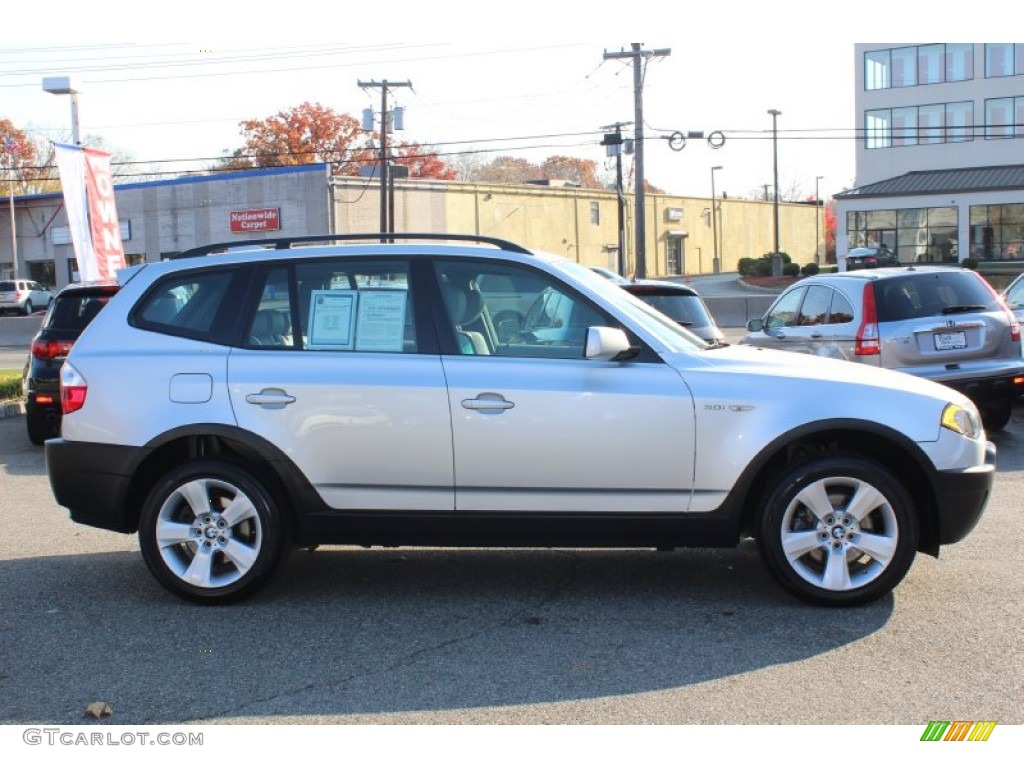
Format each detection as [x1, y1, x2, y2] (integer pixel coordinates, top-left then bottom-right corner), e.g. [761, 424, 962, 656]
[461, 392, 514, 413]
[245, 387, 296, 409]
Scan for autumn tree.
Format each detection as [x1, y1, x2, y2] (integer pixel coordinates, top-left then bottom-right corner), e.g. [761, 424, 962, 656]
[1, 119, 58, 194]
[216, 101, 455, 180]
[540, 156, 602, 189]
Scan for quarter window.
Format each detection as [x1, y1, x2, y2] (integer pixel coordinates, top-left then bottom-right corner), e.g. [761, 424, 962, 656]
[135, 269, 237, 340]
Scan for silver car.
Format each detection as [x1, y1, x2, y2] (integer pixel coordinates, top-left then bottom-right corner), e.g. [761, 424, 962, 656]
[742, 266, 1024, 430]
[46, 235, 994, 607]
[0, 279, 52, 316]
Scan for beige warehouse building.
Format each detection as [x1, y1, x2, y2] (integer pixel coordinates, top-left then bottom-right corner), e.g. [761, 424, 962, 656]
[1, 163, 819, 290]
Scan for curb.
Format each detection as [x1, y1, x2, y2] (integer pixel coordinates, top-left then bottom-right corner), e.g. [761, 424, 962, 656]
[0, 400, 26, 419]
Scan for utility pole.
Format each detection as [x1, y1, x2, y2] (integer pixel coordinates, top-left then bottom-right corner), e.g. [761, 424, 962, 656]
[601, 122, 632, 276]
[767, 108, 783, 277]
[603, 44, 670, 279]
[358, 79, 412, 238]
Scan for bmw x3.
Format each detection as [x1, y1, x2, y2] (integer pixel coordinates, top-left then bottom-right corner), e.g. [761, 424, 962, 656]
[45, 234, 995, 606]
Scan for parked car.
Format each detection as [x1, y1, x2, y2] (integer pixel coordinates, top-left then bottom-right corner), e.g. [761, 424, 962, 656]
[620, 279, 726, 345]
[1000, 270, 1024, 325]
[844, 246, 900, 271]
[0, 279, 52, 315]
[46, 234, 993, 607]
[742, 266, 1024, 430]
[22, 281, 120, 444]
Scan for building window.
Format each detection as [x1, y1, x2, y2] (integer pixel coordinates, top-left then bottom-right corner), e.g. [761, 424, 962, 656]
[946, 44, 974, 81]
[891, 47, 917, 87]
[865, 49, 891, 90]
[865, 45, 975, 90]
[919, 103, 945, 144]
[985, 96, 1024, 138]
[945, 101, 974, 142]
[847, 206, 959, 263]
[970, 204, 1024, 260]
[892, 107, 918, 146]
[865, 101, 974, 148]
[589, 201, 600, 226]
[984, 44, 1021, 77]
[666, 237, 683, 275]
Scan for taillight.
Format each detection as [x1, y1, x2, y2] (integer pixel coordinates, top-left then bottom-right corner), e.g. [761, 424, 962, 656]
[60, 362, 88, 414]
[982, 279, 1021, 342]
[32, 339, 74, 360]
[855, 283, 881, 356]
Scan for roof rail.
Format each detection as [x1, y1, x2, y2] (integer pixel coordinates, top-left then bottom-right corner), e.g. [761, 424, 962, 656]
[169, 232, 533, 260]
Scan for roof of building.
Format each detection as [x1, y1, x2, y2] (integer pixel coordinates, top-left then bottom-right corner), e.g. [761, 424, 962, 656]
[835, 165, 1024, 200]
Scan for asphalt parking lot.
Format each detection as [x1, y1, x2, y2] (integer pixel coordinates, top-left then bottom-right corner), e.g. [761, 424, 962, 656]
[1, 406, 1022, 728]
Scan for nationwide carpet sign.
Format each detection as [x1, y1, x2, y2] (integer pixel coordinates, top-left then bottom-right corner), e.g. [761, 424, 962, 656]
[53, 143, 126, 281]
[230, 208, 280, 233]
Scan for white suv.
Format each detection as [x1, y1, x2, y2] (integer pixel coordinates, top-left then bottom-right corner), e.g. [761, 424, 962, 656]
[46, 234, 995, 606]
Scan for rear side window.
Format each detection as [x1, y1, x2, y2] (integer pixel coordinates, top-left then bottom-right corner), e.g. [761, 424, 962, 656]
[0, 281, 14, 291]
[135, 269, 239, 341]
[291, 259, 416, 353]
[876, 272, 995, 322]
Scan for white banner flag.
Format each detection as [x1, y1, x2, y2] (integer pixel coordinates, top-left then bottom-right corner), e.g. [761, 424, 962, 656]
[53, 143, 98, 281]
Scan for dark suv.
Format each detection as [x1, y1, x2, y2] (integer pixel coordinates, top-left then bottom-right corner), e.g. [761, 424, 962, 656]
[23, 281, 119, 444]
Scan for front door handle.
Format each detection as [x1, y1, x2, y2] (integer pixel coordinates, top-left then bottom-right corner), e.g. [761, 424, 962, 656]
[245, 387, 296, 409]
[461, 392, 515, 414]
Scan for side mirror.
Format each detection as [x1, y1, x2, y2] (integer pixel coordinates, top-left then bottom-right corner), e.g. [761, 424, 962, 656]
[585, 326, 632, 361]
[746, 318, 764, 332]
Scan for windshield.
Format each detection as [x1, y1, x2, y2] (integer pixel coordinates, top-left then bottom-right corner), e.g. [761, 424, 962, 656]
[552, 261, 708, 351]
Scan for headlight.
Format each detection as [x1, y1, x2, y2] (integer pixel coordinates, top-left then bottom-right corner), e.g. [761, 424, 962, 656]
[941, 402, 981, 438]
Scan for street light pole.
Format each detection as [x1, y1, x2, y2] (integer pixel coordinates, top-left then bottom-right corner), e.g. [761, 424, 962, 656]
[767, 109, 782, 277]
[815, 175, 824, 265]
[42, 76, 81, 145]
[710, 165, 723, 275]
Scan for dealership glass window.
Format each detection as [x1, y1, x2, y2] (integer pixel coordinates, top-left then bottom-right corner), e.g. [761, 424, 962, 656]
[847, 207, 959, 263]
[865, 101, 974, 148]
[970, 204, 1024, 260]
[985, 44, 1016, 78]
[946, 44, 974, 81]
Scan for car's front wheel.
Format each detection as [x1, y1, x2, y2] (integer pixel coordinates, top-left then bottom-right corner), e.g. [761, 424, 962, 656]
[757, 455, 918, 607]
[22, 300, 33, 316]
[979, 398, 1013, 432]
[138, 459, 287, 604]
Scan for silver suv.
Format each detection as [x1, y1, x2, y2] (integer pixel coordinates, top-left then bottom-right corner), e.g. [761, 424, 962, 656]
[46, 235, 995, 607]
[743, 266, 1024, 431]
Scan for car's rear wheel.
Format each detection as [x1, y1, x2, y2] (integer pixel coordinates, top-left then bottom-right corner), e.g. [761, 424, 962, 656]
[138, 459, 287, 604]
[757, 454, 918, 607]
[26, 413, 58, 445]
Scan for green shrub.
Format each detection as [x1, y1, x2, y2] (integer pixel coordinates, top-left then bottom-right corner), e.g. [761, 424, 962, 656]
[801, 262, 820, 276]
[0, 370, 23, 401]
[783, 262, 801, 277]
[961, 257, 979, 270]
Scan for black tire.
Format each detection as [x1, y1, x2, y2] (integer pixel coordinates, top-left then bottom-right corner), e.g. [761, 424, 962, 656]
[138, 459, 288, 604]
[22, 300, 32, 316]
[980, 398, 1012, 433]
[26, 413, 57, 446]
[757, 454, 918, 607]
